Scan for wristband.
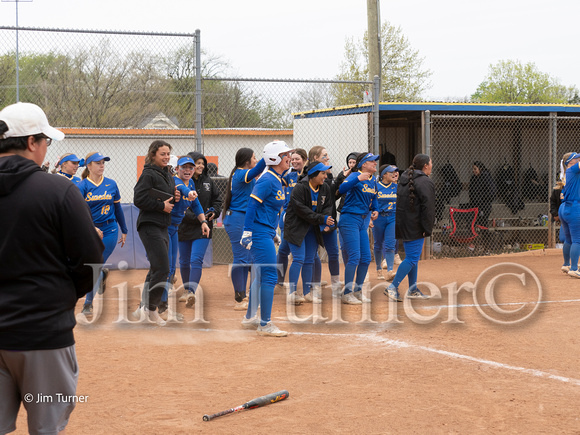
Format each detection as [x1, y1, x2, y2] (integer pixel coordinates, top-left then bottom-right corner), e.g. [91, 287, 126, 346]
[201, 220, 208, 224]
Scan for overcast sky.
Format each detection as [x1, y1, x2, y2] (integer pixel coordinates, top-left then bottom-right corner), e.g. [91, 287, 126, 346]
[1, 0, 578, 100]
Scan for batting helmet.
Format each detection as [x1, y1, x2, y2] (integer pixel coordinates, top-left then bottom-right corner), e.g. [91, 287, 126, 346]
[262, 140, 294, 166]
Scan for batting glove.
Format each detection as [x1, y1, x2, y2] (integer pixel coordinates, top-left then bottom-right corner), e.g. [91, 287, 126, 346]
[240, 231, 253, 250]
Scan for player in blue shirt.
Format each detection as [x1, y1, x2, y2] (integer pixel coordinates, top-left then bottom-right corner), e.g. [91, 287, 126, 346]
[338, 152, 379, 305]
[77, 152, 128, 315]
[223, 148, 266, 310]
[372, 165, 399, 281]
[54, 153, 83, 185]
[276, 148, 307, 293]
[162, 156, 208, 314]
[240, 140, 293, 337]
[559, 152, 580, 277]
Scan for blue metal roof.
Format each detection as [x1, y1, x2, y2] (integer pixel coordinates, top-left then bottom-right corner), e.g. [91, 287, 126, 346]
[293, 102, 580, 119]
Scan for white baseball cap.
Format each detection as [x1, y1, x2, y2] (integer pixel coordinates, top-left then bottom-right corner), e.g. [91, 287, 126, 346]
[0, 102, 65, 141]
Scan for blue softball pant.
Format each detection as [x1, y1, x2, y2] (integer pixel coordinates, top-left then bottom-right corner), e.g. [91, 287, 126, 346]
[338, 213, 372, 294]
[277, 226, 291, 284]
[372, 213, 396, 271]
[85, 220, 118, 304]
[288, 227, 318, 296]
[224, 211, 252, 298]
[247, 223, 277, 326]
[559, 201, 580, 270]
[391, 238, 424, 291]
[178, 238, 211, 294]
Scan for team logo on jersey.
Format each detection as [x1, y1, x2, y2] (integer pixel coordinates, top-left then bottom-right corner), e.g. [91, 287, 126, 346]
[320, 195, 326, 204]
[362, 185, 376, 194]
[86, 191, 113, 201]
[203, 182, 211, 191]
[275, 190, 285, 201]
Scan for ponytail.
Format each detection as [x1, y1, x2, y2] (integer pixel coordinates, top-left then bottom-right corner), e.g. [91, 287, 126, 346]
[408, 154, 430, 212]
[223, 147, 254, 214]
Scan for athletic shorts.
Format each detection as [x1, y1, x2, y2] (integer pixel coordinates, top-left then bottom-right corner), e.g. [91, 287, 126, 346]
[0, 345, 79, 435]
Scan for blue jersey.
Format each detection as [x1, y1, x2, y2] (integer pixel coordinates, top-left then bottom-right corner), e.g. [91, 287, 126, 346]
[563, 163, 580, 203]
[78, 176, 125, 228]
[377, 181, 397, 213]
[248, 169, 286, 230]
[56, 171, 81, 186]
[172, 176, 203, 226]
[283, 169, 302, 211]
[339, 172, 379, 215]
[229, 159, 267, 213]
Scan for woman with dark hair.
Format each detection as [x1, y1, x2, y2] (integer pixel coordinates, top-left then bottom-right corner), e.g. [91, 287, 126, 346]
[468, 161, 496, 226]
[132, 140, 178, 326]
[223, 147, 266, 310]
[550, 159, 568, 273]
[178, 151, 222, 306]
[337, 152, 379, 304]
[276, 148, 308, 292]
[305, 146, 341, 297]
[284, 162, 335, 304]
[385, 154, 435, 302]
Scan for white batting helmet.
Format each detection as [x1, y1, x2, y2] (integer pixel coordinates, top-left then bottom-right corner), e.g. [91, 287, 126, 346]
[262, 140, 294, 166]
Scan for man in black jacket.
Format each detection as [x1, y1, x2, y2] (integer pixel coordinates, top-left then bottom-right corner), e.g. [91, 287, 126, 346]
[0, 102, 104, 434]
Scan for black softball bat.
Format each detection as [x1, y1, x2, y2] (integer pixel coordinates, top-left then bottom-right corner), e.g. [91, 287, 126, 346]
[203, 390, 289, 421]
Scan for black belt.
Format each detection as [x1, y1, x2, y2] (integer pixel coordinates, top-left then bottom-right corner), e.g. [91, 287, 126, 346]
[380, 211, 393, 216]
[95, 219, 115, 226]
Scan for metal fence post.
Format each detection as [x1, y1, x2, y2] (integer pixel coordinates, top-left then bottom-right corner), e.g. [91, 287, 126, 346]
[373, 75, 380, 155]
[424, 110, 431, 157]
[549, 112, 557, 247]
[195, 28, 202, 153]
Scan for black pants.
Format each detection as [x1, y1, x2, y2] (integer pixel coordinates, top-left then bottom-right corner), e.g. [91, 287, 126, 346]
[138, 223, 170, 310]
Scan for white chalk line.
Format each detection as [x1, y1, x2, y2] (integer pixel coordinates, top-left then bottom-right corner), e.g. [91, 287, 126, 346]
[292, 331, 580, 387]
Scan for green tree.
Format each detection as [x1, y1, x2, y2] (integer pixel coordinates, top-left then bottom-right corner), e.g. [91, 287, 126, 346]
[471, 60, 579, 104]
[333, 21, 432, 104]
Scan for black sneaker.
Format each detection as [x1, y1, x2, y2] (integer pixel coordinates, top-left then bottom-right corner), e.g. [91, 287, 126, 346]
[158, 301, 168, 314]
[81, 303, 93, 315]
[98, 268, 109, 295]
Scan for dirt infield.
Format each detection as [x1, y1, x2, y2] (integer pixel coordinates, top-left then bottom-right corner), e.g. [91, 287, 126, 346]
[13, 249, 580, 434]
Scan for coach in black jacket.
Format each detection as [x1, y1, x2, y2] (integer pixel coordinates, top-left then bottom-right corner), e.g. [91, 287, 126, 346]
[284, 163, 335, 248]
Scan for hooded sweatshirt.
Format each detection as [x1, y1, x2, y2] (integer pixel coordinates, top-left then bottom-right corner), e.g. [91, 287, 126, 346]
[134, 163, 175, 230]
[179, 152, 223, 240]
[395, 168, 436, 241]
[0, 155, 104, 351]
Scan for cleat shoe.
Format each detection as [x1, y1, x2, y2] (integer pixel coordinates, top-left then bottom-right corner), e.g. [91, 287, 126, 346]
[178, 292, 188, 302]
[385, 270, 397, 281]
[568, 269, 580, 279]
[394, 254, 402, 265]
[304, 291, 322, 304]
[407, 288, 429, 299]
[185, 292, 196, 308]
[131, 304, 145, 320]
[241, 315, 260, 330]
[158, 301, 168, 314]
[384, 286, 402, 302]
[562, 265, 571, 274]
[98, 268, 109, 294]
[320, 280, 328, 287]
[81, 303, 93, 315]
[234, 299, 248, 311]
[341, 292, 362, 305]
[274, 283, 285, 295]
[354, 291, 371, 303]
[257, 322, 287, 337]
[376, 269, 385, 280]
[381, 259, 388, 269]
[287, 292, 305, 305]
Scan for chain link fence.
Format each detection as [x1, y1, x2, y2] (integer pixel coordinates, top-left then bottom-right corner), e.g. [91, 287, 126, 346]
[0, 26, 374, 266]
[430, 114, 580, 258]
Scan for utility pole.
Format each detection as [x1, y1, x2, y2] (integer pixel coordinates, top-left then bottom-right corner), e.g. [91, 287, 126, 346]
[367, 0, 381, 96]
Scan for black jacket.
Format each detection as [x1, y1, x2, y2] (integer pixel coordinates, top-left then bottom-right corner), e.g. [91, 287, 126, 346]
[0, 155, 104, 351]
[284, 179, 333, 247]
[179, 152, 223, 241]
[134, 163, 175, 230]
[550, 185, 563, 221]
[301, 162, 338, 230]
[395, 169, 436, 241]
